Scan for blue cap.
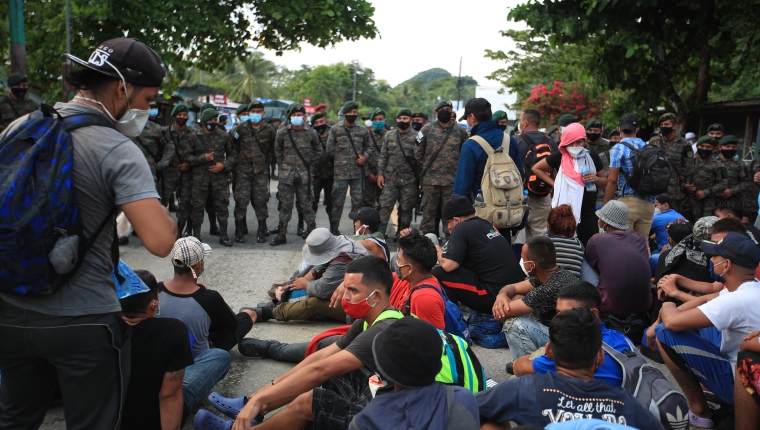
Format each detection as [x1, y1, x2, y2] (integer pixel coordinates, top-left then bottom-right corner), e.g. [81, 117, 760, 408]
[700, 232, 760, 269]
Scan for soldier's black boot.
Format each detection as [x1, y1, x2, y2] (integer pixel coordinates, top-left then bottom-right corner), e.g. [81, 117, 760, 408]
[329, 219, 341, 236]
[177, 220, 186, 239]
[257, 219, 268, 243]
[191, 224, 202, 242]
[302, 222, 316, 240]
[268, 224, 280, 235]
[296, 213, 305, 236]
[241, 215, 249, 235]
[270, 222, 287, 246]
[234, 220, 245, 243]
[219, 222, 233, 247]
[209, 218, 220, 236]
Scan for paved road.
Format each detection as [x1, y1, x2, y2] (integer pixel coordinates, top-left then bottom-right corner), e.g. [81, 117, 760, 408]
[42, 180, 690, 429]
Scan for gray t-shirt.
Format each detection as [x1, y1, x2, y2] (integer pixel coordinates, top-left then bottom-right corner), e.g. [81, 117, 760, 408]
[0, 102, 158, 316]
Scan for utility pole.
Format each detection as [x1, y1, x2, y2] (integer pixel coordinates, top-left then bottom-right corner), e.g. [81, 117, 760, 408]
[9, 0, 27, 75]
[352, 69, 357, 102]
[456, 57, 462, 110]
[62, 0, 72, 101]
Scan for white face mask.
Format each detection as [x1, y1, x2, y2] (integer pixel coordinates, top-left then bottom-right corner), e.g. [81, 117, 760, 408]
[355, 225, 369, 236]
[566, 146, 585, 158]
[519, 257, 533, 277]
[82, 60, 150, 137]
[598, 222, 606, 235]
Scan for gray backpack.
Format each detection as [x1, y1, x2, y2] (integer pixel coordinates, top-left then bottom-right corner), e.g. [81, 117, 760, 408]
[444, 385, 479, 430]
[602, 341, 688, 430]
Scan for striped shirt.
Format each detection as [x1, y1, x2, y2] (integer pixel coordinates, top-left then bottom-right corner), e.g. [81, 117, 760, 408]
[547, 234, 584, 278]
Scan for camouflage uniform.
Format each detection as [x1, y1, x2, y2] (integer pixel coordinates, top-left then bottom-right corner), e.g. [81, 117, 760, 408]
[131, 120, 167, 187]
[166, 124, 196, 227]
[414, 121, 469, 235]
[682, 154, 725, 220]
[745, 161, 760, 222]
[378, 128, 419, 236]
[362, 127, 385, 210]
[587, 138, 611, 209]
[275, 124, 321, 228]
[157, 125, 182, 208]
[312, 132, 334, 217]
[180, 127, 236, 237]
[718, 156, 751, 208]
[649, 135, 693, 207]
[232, 121, 275, 226]
[327, 121, 371, 233]
[0, 95, 38, 132]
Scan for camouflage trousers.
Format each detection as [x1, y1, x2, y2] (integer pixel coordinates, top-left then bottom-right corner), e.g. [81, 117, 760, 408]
[313, 175, 334, 218]
[176, 171, 193, 223]
[378, 176, 418, 237]
[159, 166, 180, 207]
[361, 180, 381, 210]
[191, 174, 230, 226]
[278, 173, 316, 224]
[331, 178, 364, 226]
[420, 185, 453, 235]
[234, 170, 270, 221]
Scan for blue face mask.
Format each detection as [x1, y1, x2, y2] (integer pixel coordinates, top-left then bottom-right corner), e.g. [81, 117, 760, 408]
[372, 121, 385, 131]
[291, 116, 304, 127]
[240, 115, 250, 123]
[250, 113, 262, 124]
[149, 108, 159, 118]
[709, 260, 723, 282]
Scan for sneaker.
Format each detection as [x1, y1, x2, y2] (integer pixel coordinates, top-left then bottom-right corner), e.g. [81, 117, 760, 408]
[208, 392, 245, 420]
[238, 338, 274, 358]
[688, 410, 714, 429]
[505, 361, 515, 375]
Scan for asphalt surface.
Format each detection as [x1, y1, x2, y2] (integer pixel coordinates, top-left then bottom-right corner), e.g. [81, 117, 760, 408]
[42, 180, 706, 429]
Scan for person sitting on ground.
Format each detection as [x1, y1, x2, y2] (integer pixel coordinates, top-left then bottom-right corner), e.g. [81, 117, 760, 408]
[714, 201, 760, 245]
[649, 218, 689, 276]
[651, 194, 685, 252]
[654, 220, 716, 305]
[121, 270, 195, 430]
[477, 308, 664, 429]
[649, 232, 760, 428]
[193, 257, 414, 430]
[512, 281, 633, 388]
[492, 236, 579, 366]
[545, 204, 585, 277]
[433, 195, 523, 314]
[736, 330, 760, 430]
[348, 317, 480, 430]
[583, 200, 652, 319]
[349, 207, 389, 262]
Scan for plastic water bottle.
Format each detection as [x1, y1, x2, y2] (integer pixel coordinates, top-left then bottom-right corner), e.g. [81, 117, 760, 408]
[582, 167, 591, 188]
[475, 189, 484, 203]
[522, 190, 529, 207]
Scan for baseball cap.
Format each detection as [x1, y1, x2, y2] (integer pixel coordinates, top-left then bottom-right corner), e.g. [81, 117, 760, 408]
[349, 207, 381, 230]
[458, 98, 491, 121]
[700, 232, 760, 269]
[618, 113, 639, 132]
[65, 38, 165, 87]
[171, 237, 212, 275]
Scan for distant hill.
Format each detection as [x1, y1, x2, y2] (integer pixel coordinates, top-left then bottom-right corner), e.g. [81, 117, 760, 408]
[399, 68, 452, 86]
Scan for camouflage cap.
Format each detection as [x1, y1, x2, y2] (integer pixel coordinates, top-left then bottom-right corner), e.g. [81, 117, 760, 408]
[696, 135, 715, 145]
[341, 101, 359, 113]
[370, 108, 386, 120]
[412, 111, 428, 120]
[200, 102, 215, 113]
[693, 216, 719, 243]
[171, 104, 188, 116]
[658, 112, 677, 124]
[557, 113, 577, 126]
[235, 104, 248, 115]
[585, 119, 603, 130]
[396, 108, 413, 119]
[492, 110, 508, 122]
[248, 101, 265, 111]
[435, 100, 453, 111]
[200, 108, 218, 122]
[719, 135, 739, 145]
[707, 123, 724, 132]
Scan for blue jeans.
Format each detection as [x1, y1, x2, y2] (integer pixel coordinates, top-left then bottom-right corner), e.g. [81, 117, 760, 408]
[182, 348, 231, 411]
[505, 313, 550, 359]
[649, 253, 660, 276]
[580, 259, 600, 287]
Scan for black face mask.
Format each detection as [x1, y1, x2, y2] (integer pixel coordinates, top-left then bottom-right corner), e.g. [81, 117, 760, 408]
[397, 121, 410, 130]
[175, 117, 188, 126]
[314, 124, 328, 134]
[11, 87, 27, 99]
[721, 149, 737, 159]
[659, 127, 673, 136]
[437, 110, 452, 123]
[587, 133, 601, 142]
[496, 124, 507, 131]
[344, 115, 358, 124]
[204, 122, 216, 131]
[697, 148, 713, 159]
[411, 122, 422, 131]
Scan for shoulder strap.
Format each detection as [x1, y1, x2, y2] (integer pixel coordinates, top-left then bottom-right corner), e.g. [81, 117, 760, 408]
[363, 309, 404, 330]
[368, 130, 381, 152]
[286, 128, 310, 169]
[250, 125, 270, 159]
[615, 141, 636, 152]
[134, 137, 159, 161]
[404, 284, 443, 315]
[445, 385, 455, 427]
[344, 126, 361, 158]
[421, 124, 457, 176]
[395, 130, 419, 175]
[469, 135, 494, 156]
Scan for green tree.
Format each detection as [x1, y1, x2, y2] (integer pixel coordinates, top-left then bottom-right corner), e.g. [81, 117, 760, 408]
[213, 52, 278, 102]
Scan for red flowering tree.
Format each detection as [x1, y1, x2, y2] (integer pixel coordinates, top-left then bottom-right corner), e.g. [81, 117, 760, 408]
[522, 81, 609, 128]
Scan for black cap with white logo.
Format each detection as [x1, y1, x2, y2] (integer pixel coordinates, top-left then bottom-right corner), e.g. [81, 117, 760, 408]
[65, 38, 166, 87]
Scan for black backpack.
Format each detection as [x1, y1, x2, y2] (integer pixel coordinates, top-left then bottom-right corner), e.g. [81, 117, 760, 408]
[617, 141, 670, 196]
[521, 133, 554, 196]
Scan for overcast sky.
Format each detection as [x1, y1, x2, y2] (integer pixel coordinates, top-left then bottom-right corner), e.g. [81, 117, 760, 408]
[259, 0, 525, 88]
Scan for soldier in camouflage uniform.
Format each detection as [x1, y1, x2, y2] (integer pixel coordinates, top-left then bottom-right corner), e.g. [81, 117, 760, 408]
[362, 108, 386, 210]
[745, 158, 760, 223]
[232, 101, 275, 243]
[682, 136, 725, 220]
[716, 135, 752, 210]
[180, 109, 236, 246]
[0, 73, 39, 132]
[327, 101, 371, 235]
[131, 102, 168, 187]
[192, 102, 221, 235]
[376, 109, 419, 236]
[411, 111, 428, 132]
[585, 119, 611, 209]
[707, 123, 725, 142]
[314, 103, 336, 128]
[648, 113, 693, 212]
[270, 104, 321, 246]
[311, 111, 334, 219]
[414, 100, 469, 237]
[164, 104, 194, 235]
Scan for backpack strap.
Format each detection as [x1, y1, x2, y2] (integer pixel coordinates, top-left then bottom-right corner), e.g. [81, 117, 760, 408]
[469, 135, 494, 156]
[612, 141, 637, 194]
[403, 284, 443, 316]
[445, 385, 455, 429]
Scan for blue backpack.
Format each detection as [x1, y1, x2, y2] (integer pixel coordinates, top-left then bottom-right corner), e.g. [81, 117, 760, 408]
[404, 284, 471, 344]
[0, 104, 117, 297]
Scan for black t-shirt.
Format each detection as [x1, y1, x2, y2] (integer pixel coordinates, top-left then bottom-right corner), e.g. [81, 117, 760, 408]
[442, 217, 523, 293]
[545, 151, 604, 216]
[336, 309, 399, 372]
[121, 318, 194, 430]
